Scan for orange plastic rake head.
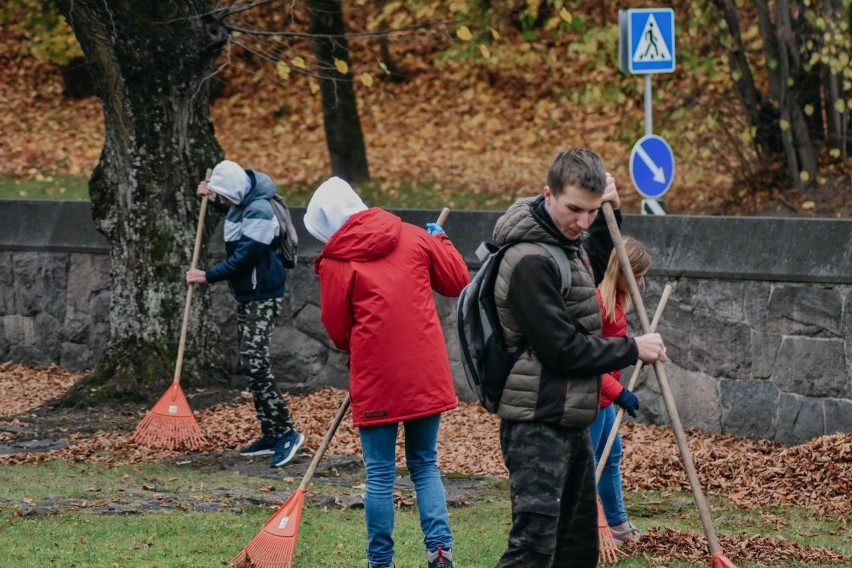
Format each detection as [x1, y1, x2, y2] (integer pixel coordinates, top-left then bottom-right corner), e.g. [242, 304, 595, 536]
[232, 489, 306, 568]
[131, 382, 207, 450]
[597, 498, 626, 564]
[711, 552, 738, 568]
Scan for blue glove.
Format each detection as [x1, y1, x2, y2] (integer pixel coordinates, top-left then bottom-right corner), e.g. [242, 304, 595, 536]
[614, 387, 639, 418]
[426, 222, 445, 236]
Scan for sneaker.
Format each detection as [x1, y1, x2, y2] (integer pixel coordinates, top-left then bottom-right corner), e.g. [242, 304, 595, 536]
[271, 429, 305, 468]
[239, 436, 278, 457]
[427, 547, 454, 568]
[610, 522, 643, 545]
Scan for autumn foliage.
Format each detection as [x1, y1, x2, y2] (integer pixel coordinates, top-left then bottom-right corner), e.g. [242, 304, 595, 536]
[0, 1, 849, 216]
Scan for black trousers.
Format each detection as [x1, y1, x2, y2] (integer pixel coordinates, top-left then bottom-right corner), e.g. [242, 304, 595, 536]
[496, 420, 599, 568]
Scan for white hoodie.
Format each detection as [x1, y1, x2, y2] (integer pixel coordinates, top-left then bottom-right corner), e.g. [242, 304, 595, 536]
[303, 177, 368, 243]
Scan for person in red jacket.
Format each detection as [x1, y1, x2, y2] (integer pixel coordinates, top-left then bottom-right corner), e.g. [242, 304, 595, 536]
[590, 236, 652, 545]
[303, 177, 470, 568]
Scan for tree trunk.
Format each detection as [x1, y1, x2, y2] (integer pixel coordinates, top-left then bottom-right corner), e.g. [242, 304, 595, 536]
[55, 0, 228, 402]
[307, 0, 371, 183]
[710, 0, 782, 157]
[754, 0, 818, 188]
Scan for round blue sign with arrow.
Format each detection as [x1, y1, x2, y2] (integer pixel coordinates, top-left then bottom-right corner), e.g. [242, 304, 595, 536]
[629, 134, 675, 199]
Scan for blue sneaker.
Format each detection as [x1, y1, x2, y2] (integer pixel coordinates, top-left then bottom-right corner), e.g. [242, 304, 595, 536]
[239, 436, 278, 457]
[271, 429, 305, 468]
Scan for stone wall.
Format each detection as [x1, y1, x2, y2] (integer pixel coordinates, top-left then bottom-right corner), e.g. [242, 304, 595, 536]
[2, 200, 851, 444]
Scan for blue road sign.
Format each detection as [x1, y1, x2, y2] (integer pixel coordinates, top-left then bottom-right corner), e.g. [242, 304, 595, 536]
[627, 8, 675, 74]
[629, 135, 675, 199]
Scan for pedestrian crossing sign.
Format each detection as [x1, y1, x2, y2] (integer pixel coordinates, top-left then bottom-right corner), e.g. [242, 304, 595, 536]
[620, 8, 676, 74]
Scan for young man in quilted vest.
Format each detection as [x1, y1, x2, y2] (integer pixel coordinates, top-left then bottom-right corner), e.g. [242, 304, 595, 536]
[490, 148, 668, 567]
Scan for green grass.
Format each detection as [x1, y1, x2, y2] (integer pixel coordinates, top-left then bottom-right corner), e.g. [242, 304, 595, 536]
[0, 173, 90, 200]
[0, 173, 513, 210]
[0, 461, 300, 504]
[0, 461, 850, 567]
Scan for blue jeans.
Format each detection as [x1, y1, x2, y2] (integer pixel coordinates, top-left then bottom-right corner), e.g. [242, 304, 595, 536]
[588, 404, 628, 526]
[359, 414, 453, 567]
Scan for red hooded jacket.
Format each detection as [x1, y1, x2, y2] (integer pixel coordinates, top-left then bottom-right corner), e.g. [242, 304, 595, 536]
[314, 208, 470, 427]
[597, 288, 628, 408]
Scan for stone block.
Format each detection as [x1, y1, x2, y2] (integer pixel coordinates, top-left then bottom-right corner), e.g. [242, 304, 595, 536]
[5, 312, 61, 366]
[693, 281, 746, 322]
[744, 282, 771, 330]
[13, 252, 68, 320]
[633, 364, 668, 427]
[0, 252, 13, 313]
[308, 350, 351, 391]
[271, 327, 328, 387]
[294, 303, 332, 346]
[766, 285, 843, 337]
[689, 317, 751, 380]
[667, 366, 722, 433]
[3, 314, 36, 346]
[843, 286, 852, 382]
[63, 308, 90, 343]
[824, 398, 852, 435]
[61, 342, 93, 372]
[653, 300, 692, 367]
[750, 331, 781, 379]
[720, 379, 779, 439]
[772, 336, 848, 398]
[286, 266, 320, 313]
[88, 291, 111, 362]
[775, 393, 825, 445]
[66, 253, 109, 311]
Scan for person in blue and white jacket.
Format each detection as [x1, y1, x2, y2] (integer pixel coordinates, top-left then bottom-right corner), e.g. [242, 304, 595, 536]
[186, 160, 304, 468]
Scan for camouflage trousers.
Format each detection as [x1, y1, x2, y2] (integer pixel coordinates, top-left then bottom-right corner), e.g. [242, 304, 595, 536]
[496, 420, 599, 568]
[237, 298, 294, 437]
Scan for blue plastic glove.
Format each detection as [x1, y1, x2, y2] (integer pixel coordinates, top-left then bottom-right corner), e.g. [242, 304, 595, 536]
[426, 222, 445, 236]
[614, 387, 639, 418]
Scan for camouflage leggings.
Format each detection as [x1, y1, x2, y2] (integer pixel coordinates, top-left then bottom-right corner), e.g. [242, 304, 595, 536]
[496, 420, 599, 568]
[237, 298, 293, 437]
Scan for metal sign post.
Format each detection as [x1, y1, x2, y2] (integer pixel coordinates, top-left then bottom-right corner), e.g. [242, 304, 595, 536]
[619, 8, 676, 214]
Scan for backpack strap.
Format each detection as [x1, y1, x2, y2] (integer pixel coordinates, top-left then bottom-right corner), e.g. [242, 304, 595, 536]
[533, 242, 589, 336]
[534, 242, 571, 296]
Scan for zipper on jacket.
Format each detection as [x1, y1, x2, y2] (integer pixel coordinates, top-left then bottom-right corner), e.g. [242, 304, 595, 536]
[251, 267, 257, 289]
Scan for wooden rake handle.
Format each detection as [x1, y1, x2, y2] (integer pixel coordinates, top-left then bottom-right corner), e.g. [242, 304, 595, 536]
[436, 207, 450, 227]
[595, 283, 672, 483]
[172, 168, 212, 385]
[602, 202, 723, 554]
[299, 392, 351, 491]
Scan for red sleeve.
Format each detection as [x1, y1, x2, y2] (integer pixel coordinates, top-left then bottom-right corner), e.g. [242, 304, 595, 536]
[427, 236, 470, 297]
[318, 260, 355, 352]
[600, 372, 624, 406]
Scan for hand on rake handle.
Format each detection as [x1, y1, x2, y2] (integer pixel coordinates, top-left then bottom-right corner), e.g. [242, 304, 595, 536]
[426, 222, 445, 236]
[427, 207, 451, 236]
[186, 268, 207, 285]
[633, 333, 668, 363]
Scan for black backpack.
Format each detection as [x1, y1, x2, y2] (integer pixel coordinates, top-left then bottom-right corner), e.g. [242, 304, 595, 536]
[269, 194, 299, 269]
[457, 241, 571, 413]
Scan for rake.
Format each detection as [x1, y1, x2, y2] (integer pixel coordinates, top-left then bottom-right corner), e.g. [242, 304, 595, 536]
[131, 168, 212, 451]
[602, 203, 737, 568]
[233, 392, 351, 568]
[597, 283, 672, 564]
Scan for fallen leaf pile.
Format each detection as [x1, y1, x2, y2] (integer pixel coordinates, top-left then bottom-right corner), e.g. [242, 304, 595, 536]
[621, 424, 852, 516]
[0, 362, 83, 416]
[3, 363, 851, 564]
[627, 527, 851, 565]
[2, 363, 850, 517]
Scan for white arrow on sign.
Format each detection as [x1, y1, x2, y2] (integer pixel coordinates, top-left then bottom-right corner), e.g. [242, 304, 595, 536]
[635, 144, 666, 183]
